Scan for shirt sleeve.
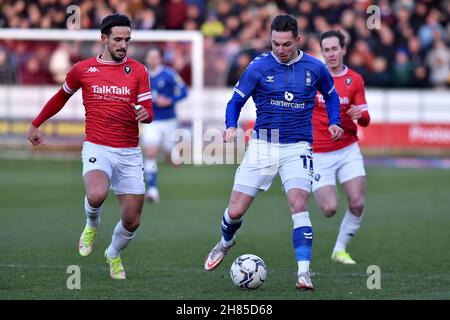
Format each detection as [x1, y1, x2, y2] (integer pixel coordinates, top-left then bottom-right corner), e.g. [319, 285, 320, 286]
[354, 75, 368, 111]
[31, 88, 72, 127]
[137, 66, 152, 104]
[137, 66, 153, 123]
[62, 63, 82, 95]
[354, 75, 370, 127]
[32, 64, 80, 127]
[317, 63, 341, 127]
[170, 70, 188, 103]
[225, 63, 259, 128]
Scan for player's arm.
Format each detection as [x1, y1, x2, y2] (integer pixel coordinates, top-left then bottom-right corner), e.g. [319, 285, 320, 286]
[224, 64, 258, 142]
[136, 67, 154, 123]
[347, 76, 370, 127]
[27, 64, 81, 145]
[317, 64, 343, 141]
[172, 71, 188, 103]
[156, 72, 188, 107]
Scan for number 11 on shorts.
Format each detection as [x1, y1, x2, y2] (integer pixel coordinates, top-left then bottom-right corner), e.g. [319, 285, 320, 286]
[300, 154, 313, 176]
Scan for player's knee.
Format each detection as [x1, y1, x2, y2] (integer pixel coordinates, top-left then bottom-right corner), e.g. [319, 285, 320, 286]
[86, 191, 107, 208]
[145, 147, 159, 159]
[227, 206, 246, 220]
[122, 217, 140, 232]
[349, 198, 365, 216]
[288, 198, 307, 214]
[320, 203, 338, 217]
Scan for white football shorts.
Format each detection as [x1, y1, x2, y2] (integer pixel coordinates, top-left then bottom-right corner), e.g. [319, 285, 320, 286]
[81, 141, 145, 195]
[233, 138, 314, 195]
[312, 142, 366, 192]
[141, 118, 178, 153]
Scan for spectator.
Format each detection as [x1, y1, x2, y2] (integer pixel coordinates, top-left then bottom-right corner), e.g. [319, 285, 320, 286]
[375, 25, 397, 63]
[0, 47, 17, 84]
[365, 56, 390, 87]
[418, 8, 445, 50]
[49, 42, 71, 84]
[425, 38, 450, 87]
[165, 0, 187, 30]
[135, 9, 157, 30]
[304, 34, 322, 60]
[391, 49, 415, 87]
[0, 0, 448, 88]
[201, 12, 225, 39]
[226, 51, 251, 86]
[186, 3, 204, 26]
[145, 0, 165, 29]
[21, 56, 43, 84]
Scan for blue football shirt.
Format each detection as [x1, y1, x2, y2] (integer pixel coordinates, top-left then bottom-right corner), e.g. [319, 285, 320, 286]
[150, 66, 188, 121]
[226, 50, 340, 144]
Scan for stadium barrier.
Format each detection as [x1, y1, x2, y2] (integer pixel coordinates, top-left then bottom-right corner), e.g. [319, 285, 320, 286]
[1, 86, 450, 158]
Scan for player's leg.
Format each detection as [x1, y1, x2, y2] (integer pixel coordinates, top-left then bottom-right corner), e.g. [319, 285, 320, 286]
[104, 194, 144, 280]
[311, 150, 339, 217]
[84, 170, 109, 221]
[108, 194, 144, 256]
[331, 176, 365, 264]
[332, 143, 366, 264]
[204, 189, 257, 271]
[143, 144, 160, 202]
[105, 147, 146, 279]
[286, 185, 314, 291]
[279, 142, 314, 290]
[79, 170, 109, 256]
[204, 138, 276, 271]
[79, 142, 112, 257]
[141, 122, 162, 202]
[313, 185, 339, 217]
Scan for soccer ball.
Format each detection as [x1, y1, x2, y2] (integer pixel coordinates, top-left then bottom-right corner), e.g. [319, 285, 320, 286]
[230, 254, 267, 289]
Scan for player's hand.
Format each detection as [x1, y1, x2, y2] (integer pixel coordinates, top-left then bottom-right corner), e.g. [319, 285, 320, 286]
[223, 127, 238, 142]
[328, 124, 344, 141]
[132, 103, 150, 122]
[155, 96, 173, 107]
[347, 105, 362, 120]
[27, 125, 44, 145]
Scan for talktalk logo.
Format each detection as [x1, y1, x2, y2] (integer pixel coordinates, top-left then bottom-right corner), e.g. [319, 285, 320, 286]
[317, 94, 350, 104]
[91, 85, 131, 95]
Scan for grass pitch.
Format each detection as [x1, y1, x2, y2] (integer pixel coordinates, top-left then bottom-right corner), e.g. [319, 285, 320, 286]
[0, 159, 449, 300]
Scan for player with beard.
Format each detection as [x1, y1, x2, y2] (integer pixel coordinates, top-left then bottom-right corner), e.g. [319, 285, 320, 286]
[27, 14, 153, 280]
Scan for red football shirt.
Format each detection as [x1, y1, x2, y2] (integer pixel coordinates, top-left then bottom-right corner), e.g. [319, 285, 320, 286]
[313, 66, 370, 153]
[63, 55, 152, 148]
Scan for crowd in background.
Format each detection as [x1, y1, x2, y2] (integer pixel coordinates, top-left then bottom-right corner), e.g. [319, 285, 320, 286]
[0, 0, 449, 88]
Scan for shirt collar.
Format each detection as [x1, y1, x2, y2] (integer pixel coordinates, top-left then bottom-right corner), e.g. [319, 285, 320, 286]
[330, 65, 349, 77]
[149, 65, 164, 77]
[271, 50, 303, 65]
[96, 54, 127, 65]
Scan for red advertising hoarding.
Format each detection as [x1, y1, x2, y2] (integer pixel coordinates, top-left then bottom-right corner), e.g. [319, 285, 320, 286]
[358, 123, 450, 149]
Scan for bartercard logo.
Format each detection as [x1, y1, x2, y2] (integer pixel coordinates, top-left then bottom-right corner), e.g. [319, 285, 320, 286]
[285, 91, 294, 101]
[270, 91, 305, 109]
[91, 85, 131, 95]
